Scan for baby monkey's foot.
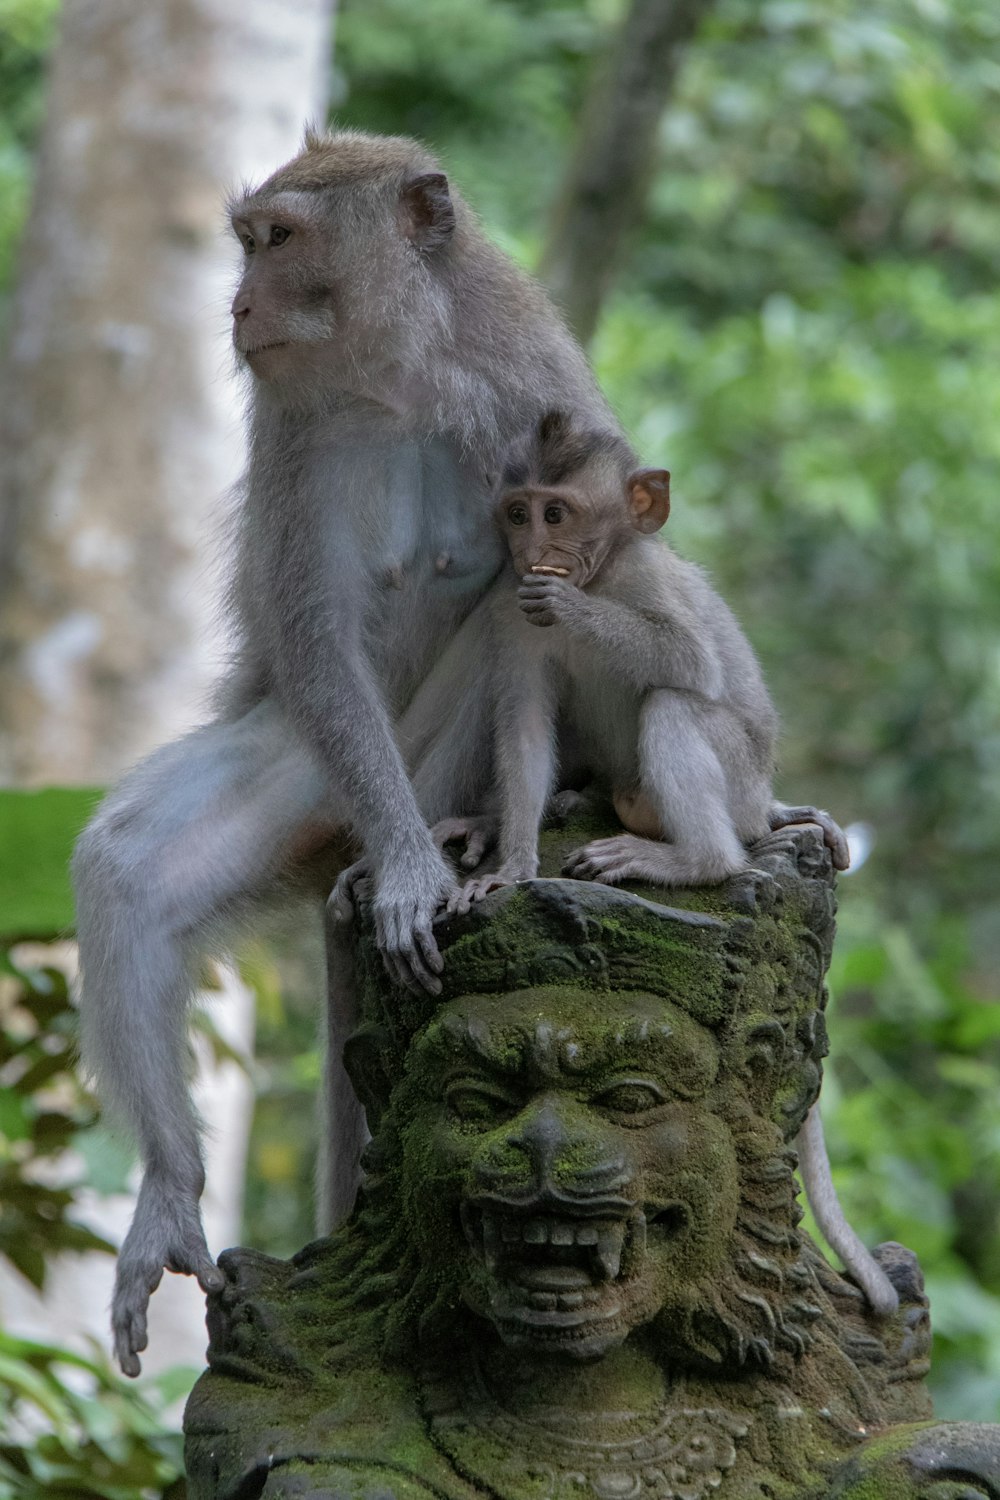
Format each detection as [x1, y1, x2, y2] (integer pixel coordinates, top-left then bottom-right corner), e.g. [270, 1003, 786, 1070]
[445, 862, 531, 916]
[431, 814, 498, 871]
[564, 834, 668, 885]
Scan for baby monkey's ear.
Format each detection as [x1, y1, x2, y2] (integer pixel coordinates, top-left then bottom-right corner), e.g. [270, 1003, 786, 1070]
[627, 469, 671, 534]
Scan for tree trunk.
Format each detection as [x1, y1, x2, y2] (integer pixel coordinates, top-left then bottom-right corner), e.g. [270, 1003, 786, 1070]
[0, 0, 335, 786]
[539, 0, 717, 347]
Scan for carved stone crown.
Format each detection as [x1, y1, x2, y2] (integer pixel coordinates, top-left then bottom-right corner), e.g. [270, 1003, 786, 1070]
[348, 825, 837, 1141]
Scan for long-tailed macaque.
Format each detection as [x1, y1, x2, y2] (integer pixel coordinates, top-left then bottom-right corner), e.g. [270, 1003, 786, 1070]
[449, 411, 898, 1318]
[72, 133, 612, 1374]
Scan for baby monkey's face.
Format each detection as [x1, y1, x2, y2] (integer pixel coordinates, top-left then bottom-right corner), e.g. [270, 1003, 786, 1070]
[496, 485, 617, 589]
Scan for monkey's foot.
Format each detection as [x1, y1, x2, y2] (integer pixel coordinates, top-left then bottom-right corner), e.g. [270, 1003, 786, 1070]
[769, 802, 850, 871]
[431, 814, 497, 871]
[113, 1184, 223, 1377]
[445, 870, 517, 916]
[328, 858, 373, 924]
[563, 834, 718, 886]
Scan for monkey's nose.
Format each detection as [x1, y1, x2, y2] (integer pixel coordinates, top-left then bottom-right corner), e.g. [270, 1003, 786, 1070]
[231, 298, 251, 323]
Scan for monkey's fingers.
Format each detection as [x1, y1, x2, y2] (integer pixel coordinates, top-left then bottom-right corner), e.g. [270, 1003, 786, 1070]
[377, 906, 443, 995]
[518, 600, 557, 627]
[195, 1258, 226, 1295]
[112, 1268, 160, 1378]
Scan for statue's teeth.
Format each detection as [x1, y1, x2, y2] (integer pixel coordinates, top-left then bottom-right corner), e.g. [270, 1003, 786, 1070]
[550, 1223, 574, 1246]
[523, 1219, 549, 1244]
[501, 1220, 521, 1243]
[597, 1225, 624, 1280]
[482, 1213, 500, 1273]
[575, 1225, 599, 1246]
[557, 1291, 583, 1310]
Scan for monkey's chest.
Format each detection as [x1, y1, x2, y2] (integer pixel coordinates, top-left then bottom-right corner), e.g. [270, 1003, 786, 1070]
[364, 440, 503, 708]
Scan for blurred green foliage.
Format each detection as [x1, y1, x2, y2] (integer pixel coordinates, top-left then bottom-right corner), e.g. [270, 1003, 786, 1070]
[1, 933, 186, 1495]
[0, 789, 102, 938]
[0, 945, 112, 1289]
[0, 1331, 186, 1497]
[0, 0, 57, 301]
[1, 0, 998, 1433]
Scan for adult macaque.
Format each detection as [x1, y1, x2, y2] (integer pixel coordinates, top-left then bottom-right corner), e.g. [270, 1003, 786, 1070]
[448, 411, 896, 1317]
[73, 132, 611, 1374]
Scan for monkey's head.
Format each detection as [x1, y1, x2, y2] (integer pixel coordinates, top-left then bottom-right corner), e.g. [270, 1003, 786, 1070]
[496, 411, 671, 587]
[228, 129, 458, 397]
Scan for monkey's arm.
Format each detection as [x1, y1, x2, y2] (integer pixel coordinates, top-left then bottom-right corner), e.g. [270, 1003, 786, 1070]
[518, 576, 722, 698]
[268, 576, 454, 993]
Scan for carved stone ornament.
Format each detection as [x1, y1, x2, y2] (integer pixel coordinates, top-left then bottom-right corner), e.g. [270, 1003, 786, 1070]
[184, 821, 1000, 1499]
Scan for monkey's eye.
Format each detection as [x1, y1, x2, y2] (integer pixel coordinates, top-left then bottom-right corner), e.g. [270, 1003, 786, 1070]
[269, 225, 291, 248]
[446, 1080, 518, 1130]
[507, 505, 529, 527]
[593, 1079, 668, 1120]
[543, 504, 565, 525]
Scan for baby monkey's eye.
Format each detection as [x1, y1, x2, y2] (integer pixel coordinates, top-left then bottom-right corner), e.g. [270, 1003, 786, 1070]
[507, 505, 529, 526]
[543, 504, 565, 525]
[269, 226, 291, 247]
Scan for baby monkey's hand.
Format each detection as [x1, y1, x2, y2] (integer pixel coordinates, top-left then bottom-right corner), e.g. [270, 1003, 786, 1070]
[519, 573, 579, 628]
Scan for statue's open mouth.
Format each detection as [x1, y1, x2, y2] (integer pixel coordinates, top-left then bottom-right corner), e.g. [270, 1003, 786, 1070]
[461, 1198, 652, 1344]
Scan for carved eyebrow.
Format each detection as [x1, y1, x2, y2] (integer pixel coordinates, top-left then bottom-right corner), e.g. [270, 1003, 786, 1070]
[429, 1017, 678, 1081]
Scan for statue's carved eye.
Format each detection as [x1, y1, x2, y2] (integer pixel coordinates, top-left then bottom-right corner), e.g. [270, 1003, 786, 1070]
[593, 1079, 668, 1118]
[446, 1081, 517, 1129]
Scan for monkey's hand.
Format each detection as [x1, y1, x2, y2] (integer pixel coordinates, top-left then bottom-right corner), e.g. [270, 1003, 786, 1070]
[372, 843, 455, 995]
[113, 1174, 223, 1377]
[431, 813, 498, 871]
[518, 574, 582, 628]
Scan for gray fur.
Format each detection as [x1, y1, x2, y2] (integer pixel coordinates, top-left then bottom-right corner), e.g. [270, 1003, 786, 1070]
[73, 130, 610, 1373]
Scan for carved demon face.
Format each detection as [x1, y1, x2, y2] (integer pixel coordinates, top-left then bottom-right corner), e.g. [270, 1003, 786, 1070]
[398, 987, 739, 1360]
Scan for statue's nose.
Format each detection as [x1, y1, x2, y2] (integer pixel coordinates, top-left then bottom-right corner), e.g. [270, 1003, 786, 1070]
[506, 1097, 565, 1180]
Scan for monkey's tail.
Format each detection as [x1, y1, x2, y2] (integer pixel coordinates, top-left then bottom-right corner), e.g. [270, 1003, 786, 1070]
[797, 1103, 900, 1318]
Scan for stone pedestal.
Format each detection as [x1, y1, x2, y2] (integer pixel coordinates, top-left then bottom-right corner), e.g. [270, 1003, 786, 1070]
[184, 823, 1000, 1499]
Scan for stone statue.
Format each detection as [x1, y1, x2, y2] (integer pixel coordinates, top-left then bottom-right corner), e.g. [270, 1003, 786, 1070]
[184, 822, 1000, 1499]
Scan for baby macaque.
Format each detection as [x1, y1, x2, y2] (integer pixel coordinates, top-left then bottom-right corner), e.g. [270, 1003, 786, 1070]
[454, 409, 804, 903]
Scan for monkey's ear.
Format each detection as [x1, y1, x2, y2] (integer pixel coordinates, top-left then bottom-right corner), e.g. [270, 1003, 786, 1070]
[627, 469, 671, 534]
[399, 172, 456, 250]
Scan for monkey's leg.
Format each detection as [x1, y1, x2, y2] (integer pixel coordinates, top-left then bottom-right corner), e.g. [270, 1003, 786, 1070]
[74, 702, 335, 1374]
[796, 1104, 899, 1317]
[770, 801, 851, 871]
[565, 695, 749, 887]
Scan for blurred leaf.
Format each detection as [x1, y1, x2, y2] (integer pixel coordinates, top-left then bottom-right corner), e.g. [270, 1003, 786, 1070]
[0, 788, 102, 937]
